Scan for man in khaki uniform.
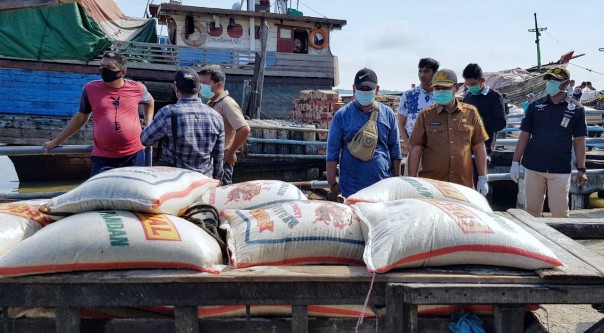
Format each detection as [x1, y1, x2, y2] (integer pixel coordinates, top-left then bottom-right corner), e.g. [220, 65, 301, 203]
[408, 69, 489, 194]
[199, 65, 250, 185]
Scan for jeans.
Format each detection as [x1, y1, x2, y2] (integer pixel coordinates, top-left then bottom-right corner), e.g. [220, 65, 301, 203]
[221, 164, 234, 185]
[91, 149, 146, 176]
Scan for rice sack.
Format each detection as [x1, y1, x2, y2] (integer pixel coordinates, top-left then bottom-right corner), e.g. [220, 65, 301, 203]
[345, 177, 492, 212]
[354, 199, 562, 272]
[40, 167, 219, 217]
[221, 200, 364, 267]
[196, 180, 307, 212]
[0, 200, 55, 257]
[0, 211, 223, 277]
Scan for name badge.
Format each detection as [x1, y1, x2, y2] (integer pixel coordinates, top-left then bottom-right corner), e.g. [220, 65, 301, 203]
[429, 121, 442, 126]
[560, 115, 571, 128]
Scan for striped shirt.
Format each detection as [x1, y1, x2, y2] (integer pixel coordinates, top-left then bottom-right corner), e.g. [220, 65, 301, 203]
[141, 98, 225, 177]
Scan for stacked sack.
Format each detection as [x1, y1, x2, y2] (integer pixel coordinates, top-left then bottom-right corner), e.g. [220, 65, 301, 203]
[0, 167, 224, 277]
[345, 176, 562, 272]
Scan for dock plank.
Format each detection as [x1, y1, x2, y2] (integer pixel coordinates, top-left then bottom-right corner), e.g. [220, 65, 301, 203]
[499, 211, 603, 281]
[507, 209, 604, 277]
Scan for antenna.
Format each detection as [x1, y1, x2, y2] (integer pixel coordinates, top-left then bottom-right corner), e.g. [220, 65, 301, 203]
[528, 13, 547, 70]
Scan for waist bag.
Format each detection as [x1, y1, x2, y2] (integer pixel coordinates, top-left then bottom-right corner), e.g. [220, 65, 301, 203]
[347, 106, 378, 161]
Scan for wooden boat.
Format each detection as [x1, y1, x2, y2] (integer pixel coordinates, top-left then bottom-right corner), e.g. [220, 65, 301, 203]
[0, 0, 346, 181]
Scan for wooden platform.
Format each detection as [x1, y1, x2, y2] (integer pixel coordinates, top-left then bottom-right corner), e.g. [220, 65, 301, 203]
[0, 210, 602, 333]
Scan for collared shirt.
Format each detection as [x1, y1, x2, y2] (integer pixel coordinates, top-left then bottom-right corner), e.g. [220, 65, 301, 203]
[80, 80, 152, 158]
[520, 96, 587, 173]
[326, 102, 402, 197]
[409, 101, 489, 188]
[397, 85, 435, 136]
[207, 90, 248, 151]
[141, 98, 225, 178]
[463, 86, 506, 155]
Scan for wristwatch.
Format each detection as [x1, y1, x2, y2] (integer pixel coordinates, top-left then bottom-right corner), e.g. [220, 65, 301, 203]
[577, 167, 587, 173]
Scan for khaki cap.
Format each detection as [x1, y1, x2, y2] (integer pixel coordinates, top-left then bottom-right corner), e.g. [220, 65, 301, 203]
[431, 69, 457, 88]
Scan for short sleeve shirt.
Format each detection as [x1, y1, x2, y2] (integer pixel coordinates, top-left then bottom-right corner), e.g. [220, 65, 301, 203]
[397, 85, 435, 136]
[208, 91, 248, 151]
[80, 80, 152, 158]
[520, 96, 587, 173]
[409, 102, 489, 188]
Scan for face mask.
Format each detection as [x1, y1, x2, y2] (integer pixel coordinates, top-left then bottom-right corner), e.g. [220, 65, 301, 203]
[354, 89, 375, 106]
[101, 68, 122, 83]
[433, 90, 454, 105]
[467, 85, 481, 95]
[545, 80, 562, 96]
[200, 83, 216, 99]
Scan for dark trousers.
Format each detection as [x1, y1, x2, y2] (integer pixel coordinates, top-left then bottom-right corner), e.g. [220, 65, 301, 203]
[91, 149, 146, 176]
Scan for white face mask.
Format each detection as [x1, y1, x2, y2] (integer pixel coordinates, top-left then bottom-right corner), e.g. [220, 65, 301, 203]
[355, 89, 375, 106]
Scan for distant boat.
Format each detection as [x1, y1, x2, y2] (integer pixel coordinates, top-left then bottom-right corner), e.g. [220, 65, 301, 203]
[478, 51, 581, 107]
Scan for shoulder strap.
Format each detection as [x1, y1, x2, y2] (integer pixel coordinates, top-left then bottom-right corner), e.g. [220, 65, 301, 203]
[369, 107, 379, 121]
[168, 105, 178, 152]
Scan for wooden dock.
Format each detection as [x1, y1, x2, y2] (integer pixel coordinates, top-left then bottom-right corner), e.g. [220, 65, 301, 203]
[0, 209, 602, 333]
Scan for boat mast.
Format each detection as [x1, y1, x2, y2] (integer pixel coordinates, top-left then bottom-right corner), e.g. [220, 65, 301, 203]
[528, 13, 547, 71]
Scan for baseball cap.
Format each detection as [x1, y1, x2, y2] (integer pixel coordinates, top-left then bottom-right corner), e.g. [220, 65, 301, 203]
[431, 69, 457, 88]
[527, 93, 535, 98]
[543, 67, 570, 81]
[174, 68, 200, 94]
[354, 68, 378, 90]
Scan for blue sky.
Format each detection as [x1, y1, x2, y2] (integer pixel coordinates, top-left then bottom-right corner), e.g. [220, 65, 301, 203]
[115, 0, 604, 91]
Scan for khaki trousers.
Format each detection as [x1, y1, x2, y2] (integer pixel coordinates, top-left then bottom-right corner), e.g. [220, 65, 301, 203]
[524, 168, 571, 218]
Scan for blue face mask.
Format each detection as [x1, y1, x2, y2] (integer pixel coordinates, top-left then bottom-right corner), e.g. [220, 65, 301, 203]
[200, 83, 216, 99]
[355, 89, 376, 106]
[433, 90, 454, 105]
[545, 80, 562, 96]
[467, 85, 481, 95]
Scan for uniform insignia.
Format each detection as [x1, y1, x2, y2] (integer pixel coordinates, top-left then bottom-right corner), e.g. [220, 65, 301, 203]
[535, 103, 546, 110]
[429, 121, 442, 126]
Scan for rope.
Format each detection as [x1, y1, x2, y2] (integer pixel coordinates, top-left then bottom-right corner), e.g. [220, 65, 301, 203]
[180, 203, 228, 258]
[355, 271, 376, 332]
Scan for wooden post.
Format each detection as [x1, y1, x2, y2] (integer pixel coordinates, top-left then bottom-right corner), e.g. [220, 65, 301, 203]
[254, 20, 269, 119]
[291, 305, 308, 333]
[386, 283, 404, 333]
[493, 305, 525, 333]
[174, 306, 199, 333]
[55, 307, 80, 333]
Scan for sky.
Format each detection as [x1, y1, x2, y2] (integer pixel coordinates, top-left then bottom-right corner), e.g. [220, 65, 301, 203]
[115, 0, 604, 92]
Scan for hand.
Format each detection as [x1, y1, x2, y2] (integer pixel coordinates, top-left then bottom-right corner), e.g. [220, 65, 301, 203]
[328, 182, 340, 202]
[224, 150, 237, 167]
[42, 140, 58, 154]
[477, 175, 489, 196]
[577, 171, 588, 187]
[510, 161, 520, 183]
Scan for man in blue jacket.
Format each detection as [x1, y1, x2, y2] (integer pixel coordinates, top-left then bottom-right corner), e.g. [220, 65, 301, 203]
[326, 68, 402, 198]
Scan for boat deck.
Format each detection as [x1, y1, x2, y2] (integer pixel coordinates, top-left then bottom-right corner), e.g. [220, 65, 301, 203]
[0, 209, 603, 333]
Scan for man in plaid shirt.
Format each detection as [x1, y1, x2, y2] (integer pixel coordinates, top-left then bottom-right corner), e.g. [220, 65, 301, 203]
[142, 68, 225, 179]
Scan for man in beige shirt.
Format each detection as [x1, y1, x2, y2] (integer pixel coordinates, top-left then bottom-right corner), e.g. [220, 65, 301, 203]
[408, 69, 489, 194]
[199, 65, 250, 184]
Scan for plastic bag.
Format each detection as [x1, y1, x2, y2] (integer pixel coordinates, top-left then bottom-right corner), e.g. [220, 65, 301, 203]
[448, 312, 486, 333]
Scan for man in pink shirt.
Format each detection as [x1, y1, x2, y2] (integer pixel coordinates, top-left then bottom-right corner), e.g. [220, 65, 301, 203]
[44, 52, 155, 175]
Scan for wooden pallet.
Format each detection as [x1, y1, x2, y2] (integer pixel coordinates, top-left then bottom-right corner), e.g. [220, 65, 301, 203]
[0, 210, 602, 333]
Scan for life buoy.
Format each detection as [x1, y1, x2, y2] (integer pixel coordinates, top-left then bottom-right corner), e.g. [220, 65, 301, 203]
[181, 22, 206, 47]
[309, 28, 328, 50]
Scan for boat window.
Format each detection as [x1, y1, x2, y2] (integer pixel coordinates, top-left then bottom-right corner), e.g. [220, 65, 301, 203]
[293, 29, 308, 54]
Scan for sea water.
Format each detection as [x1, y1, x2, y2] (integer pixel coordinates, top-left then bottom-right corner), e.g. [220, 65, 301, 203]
[0, 156, 81, 195]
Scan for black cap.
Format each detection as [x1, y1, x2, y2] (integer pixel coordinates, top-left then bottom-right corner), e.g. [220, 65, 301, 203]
[174, 68, 200, 94]
[354, 68, 378, 90]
